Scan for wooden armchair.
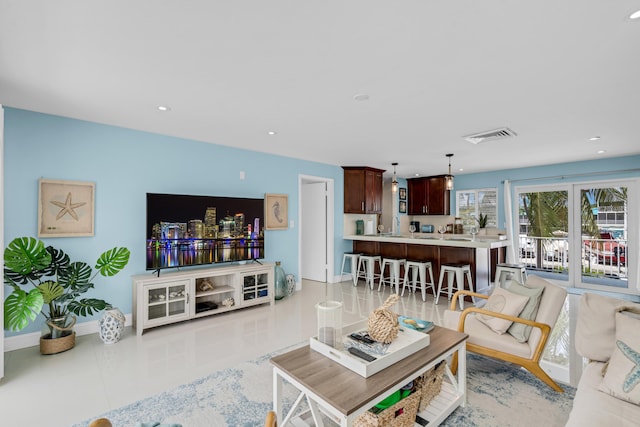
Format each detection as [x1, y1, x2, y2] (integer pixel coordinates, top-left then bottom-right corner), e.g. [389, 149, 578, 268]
[444, 275, 567, 392]
[265, 410, 277, 427]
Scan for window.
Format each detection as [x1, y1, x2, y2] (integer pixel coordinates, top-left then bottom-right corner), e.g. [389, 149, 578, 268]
[576, 183, 632, 292]
[517, 187, 569, 277]
[456, 188, 497, 231]
[514, 179, 637, 295]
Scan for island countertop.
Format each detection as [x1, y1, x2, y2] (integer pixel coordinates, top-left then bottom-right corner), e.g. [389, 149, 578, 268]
[344, 234, 510, 249]
[344, 233, 509, 293]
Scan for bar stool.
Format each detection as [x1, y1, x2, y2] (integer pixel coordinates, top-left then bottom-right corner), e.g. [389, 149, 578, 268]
[340, 252, 361, 286]
[402, 260, 435, 302]
[378, 258, 406, 294]
[436, 263, 474, 309]
[494, 263, 528, 288]
[357, 255, 382, 289]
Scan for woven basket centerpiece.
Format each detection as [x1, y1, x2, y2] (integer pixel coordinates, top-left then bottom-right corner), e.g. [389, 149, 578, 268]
[367, 294, 400, 344]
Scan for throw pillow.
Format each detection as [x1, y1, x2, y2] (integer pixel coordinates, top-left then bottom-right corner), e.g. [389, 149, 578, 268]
[599, 309, 640, 405]
[477, 287, 530, 334]
[575, 292, 636, 362]
[506, 281, 545, 343]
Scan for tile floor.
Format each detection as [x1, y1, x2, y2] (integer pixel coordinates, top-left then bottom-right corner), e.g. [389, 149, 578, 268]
[0, 279, 451, 427]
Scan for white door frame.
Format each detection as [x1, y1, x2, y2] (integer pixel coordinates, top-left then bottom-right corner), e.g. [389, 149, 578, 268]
[298, 175, 335, 285]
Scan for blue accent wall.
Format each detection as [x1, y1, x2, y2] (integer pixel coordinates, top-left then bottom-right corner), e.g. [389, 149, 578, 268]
[3, 108, 347, 336]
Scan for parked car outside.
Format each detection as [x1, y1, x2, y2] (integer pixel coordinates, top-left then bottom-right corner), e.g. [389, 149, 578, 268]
[583, 233, 626, 265]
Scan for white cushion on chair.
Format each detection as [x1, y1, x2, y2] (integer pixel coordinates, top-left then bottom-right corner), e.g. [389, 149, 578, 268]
[443, 310, 533, 359]
[476, 287, 529, 334]
[506, 280, 545, 343]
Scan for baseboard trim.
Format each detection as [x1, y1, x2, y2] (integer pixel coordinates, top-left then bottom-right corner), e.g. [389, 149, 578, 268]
[4, 313, 132, 352]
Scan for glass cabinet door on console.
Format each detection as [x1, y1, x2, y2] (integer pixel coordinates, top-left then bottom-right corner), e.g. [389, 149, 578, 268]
[242, 271, 270, 304]
[144, 280, 189, 324]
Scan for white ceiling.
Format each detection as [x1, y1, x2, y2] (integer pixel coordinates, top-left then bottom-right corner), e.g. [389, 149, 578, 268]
[1, 1, 639, 180]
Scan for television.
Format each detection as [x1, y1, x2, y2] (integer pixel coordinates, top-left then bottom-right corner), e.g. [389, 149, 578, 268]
[146, 193, 265, 271]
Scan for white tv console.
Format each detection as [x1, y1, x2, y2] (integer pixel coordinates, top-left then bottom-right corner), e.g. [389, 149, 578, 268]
[132, 262, 274, 336]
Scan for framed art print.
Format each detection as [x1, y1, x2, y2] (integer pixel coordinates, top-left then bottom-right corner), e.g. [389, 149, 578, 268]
[399, 187, 407, 200]
[265, 193, 288, 230]
[38, 179, 95, 237]
[399, 200, 407, 214]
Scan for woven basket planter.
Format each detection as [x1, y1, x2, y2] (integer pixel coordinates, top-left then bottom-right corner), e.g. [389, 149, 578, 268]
[40, 315, 77, 355]
[353, 391, 420, 427]
[415, 361, 446, 411]
[40, 331, 76, 355]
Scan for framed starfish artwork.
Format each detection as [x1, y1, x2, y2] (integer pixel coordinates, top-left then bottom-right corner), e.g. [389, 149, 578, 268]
[38, 178, 95, 237]
[265, 193, 288, 230]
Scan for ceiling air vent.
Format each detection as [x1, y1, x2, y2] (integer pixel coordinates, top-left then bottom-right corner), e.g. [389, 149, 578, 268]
[463, 127, 517, 145]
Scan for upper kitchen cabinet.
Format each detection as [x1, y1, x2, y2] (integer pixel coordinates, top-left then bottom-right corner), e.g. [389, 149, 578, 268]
[407, 175, 450, 215]
[342, 166, 385, 214]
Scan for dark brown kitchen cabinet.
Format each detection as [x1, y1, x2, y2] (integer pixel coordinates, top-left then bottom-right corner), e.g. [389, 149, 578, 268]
[342, 166, 385, 214]
[407, 175, 450, 215]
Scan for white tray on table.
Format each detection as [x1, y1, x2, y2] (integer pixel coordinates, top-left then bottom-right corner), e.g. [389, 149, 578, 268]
[309, 319, 430, 377]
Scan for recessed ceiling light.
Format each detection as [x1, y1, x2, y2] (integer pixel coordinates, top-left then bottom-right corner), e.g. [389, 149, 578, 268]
[157, 106, 170, 111]
[415, 173, 420, 177]
[267, 131, 277, 135]
[353, 94, 370, 102]
[589, 136, 601, 141]
[597, 150, 606, 154]
[458, 168, 464, 172]
[630, 9, 640, 19]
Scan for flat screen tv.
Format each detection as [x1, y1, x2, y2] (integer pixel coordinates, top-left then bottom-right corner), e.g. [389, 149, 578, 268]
[146, 193, 265, 271]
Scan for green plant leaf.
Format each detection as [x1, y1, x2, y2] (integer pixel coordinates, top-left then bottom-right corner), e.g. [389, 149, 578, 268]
[67, 298, 109, 317]
[95, 247, 130, 277]
[59, 261, 92, 290]
[4, 288, 44, 331]
[37, 280, 65, 304]
[4, 237, 51, 276]
[42, 246, 71, 277]
[4, 268, 30, 286]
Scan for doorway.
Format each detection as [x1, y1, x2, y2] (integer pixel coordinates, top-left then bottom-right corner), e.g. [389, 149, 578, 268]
[299, 175, 334, 284]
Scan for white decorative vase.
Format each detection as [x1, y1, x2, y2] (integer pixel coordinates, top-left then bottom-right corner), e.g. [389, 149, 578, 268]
[99, 308, 126, 344]
[286, 274, 296, 295]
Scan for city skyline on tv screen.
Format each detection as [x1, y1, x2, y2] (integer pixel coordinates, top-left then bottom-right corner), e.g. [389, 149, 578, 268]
[146, 193, 265, 270]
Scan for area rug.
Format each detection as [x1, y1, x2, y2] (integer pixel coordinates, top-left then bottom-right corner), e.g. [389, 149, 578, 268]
[72, 348, 575, 427]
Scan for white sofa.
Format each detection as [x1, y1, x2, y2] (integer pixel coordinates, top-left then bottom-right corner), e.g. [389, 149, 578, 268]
[565, 292, 640, 426]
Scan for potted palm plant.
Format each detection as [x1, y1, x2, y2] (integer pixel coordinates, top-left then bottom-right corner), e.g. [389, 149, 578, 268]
[3, 236, 130, 354]
[475, 213, 488, 235]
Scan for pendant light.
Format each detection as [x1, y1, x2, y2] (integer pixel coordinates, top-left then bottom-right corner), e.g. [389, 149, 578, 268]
[445, 154, 454, 190]
[392, 162, 398, 192]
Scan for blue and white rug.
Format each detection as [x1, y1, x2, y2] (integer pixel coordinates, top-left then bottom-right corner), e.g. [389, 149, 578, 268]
[72, 349, 575, 427]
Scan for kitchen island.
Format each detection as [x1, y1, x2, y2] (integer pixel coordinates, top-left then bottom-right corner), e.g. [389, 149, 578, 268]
[344, 234, 510, 294]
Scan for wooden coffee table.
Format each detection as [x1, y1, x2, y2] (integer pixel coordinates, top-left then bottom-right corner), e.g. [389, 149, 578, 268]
[271, 326, 468, 426]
